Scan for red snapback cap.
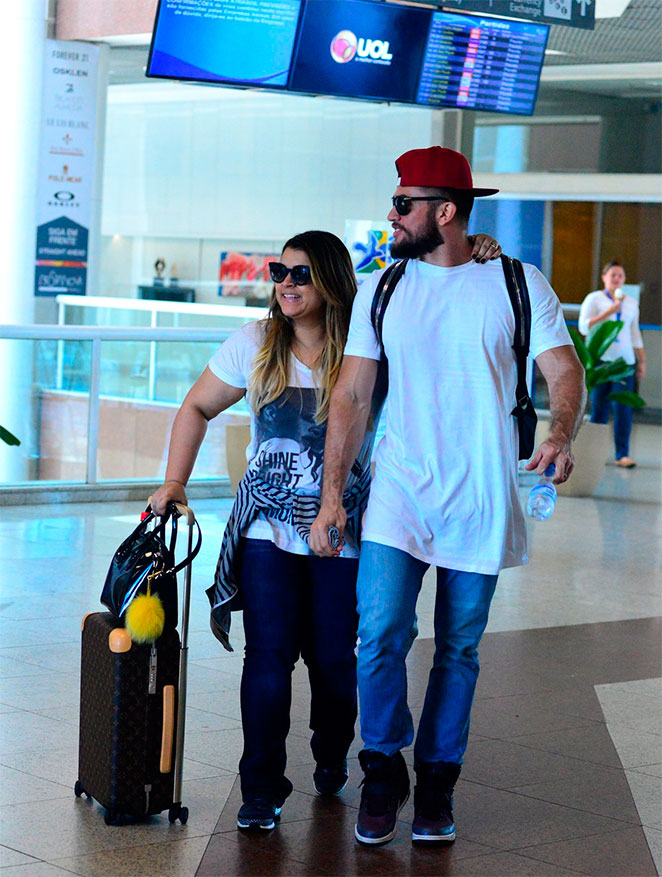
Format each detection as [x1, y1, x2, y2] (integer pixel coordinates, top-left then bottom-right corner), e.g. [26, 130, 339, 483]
[395, 146, 498, 197]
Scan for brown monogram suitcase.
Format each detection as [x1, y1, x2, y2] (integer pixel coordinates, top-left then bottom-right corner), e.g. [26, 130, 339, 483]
[75, 503, 197, 826]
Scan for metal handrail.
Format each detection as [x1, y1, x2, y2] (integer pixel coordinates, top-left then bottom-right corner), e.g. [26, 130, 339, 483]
[0, 325, 233, 342]
[56, 294, 268, 320]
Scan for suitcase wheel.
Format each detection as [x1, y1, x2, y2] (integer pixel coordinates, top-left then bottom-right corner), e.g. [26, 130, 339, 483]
[168, 804, 189, 824]
[74, 780, 91, 800]
[104, 809, 124, 826]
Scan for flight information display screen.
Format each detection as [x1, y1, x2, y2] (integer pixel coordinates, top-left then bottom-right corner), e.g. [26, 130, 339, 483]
[147, 0, 549, 117]
[147, 0, 301, 88]
[417, 13, 549, 115]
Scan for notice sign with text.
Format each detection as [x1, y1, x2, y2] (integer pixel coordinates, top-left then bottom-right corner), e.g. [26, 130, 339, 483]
[441, 0, 594, 31]
[35, 40, 100, 297]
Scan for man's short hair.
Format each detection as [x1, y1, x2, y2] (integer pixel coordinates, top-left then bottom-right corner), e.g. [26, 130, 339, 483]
[429, 187, 474, 225]
[601, 259, 624, 274]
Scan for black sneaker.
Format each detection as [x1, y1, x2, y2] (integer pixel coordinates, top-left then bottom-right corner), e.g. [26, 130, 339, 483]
[236, 798, 282, 830]
[412, 761, 461, 844]
[313, 759, 349, 796]
[355, 750, 410, 846]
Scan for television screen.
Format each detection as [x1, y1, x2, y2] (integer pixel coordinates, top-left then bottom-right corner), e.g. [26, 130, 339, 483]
[147, 0, 301, 88]
[417, 12, 549, 116]
[289, 0, 431, 104]
[146, 0, 548, 117]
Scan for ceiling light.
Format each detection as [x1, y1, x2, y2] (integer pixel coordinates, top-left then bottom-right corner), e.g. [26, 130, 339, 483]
[595, 0, 631, 19]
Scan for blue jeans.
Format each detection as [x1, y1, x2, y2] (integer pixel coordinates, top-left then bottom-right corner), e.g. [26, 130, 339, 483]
[356, 541, 497, 765]
[590, 372, 636, 459]
[236, 538, 359, 802]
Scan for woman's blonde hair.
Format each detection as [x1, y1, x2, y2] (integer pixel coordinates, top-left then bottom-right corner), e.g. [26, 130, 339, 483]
[248, 230, 357, 423]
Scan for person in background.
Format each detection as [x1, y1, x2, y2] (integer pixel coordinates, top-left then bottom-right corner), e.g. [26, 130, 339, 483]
[151, 227, 502, 833]
[310, 146, 586, 848]
[579, 260, 646, 468]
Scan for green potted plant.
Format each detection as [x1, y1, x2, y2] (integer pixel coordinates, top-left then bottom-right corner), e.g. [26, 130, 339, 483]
[536, 320, 645, 497]
[568, 320, 646, 411]
[0, 426, 20, 446]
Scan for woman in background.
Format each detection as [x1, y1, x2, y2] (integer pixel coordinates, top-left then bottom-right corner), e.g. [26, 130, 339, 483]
[579, 260, 646, 467]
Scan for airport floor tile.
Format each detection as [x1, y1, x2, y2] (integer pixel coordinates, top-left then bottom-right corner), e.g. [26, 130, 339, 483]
[0, 423, 659, 875]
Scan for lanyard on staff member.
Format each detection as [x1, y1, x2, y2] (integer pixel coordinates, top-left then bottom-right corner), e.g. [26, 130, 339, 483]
[604, 289, 622, 341]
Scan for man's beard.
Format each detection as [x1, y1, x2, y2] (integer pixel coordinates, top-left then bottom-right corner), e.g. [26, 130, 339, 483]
[390, 211, 444, 259]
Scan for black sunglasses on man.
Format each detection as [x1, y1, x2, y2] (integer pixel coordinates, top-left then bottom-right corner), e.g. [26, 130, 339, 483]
[391, 195, 448, 216]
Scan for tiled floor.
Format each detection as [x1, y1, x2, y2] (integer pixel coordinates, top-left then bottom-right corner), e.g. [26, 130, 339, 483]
[0, 423, 660, 876]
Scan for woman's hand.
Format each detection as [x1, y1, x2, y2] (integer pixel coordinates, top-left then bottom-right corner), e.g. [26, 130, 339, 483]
[587, 299, 622, 330]
[150, 479, 188, 516]
[469, 234, 502, 263]
[636, 359, 647, 380]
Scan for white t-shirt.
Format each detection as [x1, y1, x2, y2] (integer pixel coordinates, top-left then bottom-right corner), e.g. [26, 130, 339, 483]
[344, 258, 571, 575]
[208, 321, 364, 558]
[578, 291, 643, 365]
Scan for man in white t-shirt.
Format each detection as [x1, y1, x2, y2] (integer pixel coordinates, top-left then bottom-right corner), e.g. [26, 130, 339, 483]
[309, 147, 586, 848]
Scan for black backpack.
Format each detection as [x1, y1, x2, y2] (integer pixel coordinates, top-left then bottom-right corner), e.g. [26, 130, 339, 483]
[369, 253, 537, 460]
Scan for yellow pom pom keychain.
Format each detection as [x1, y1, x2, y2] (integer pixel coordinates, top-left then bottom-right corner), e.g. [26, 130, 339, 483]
[125, 576, 165, 644]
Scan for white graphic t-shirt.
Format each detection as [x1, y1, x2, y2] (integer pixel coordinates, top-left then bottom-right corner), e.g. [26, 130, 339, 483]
[343, 258, 572, 575]
[209, 321, 369, 558]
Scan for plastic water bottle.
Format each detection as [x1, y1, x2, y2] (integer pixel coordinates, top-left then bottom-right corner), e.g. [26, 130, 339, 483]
[526, 464, 557, 521]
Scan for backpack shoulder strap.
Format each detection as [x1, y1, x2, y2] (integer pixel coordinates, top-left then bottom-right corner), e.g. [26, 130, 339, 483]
[370, 259, 408, 358]
[500, 254, 532, 411]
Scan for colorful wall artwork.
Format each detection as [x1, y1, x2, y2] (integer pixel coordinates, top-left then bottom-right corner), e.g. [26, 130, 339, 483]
[345, 221, 394, 275]
[218, 252, 278, 296]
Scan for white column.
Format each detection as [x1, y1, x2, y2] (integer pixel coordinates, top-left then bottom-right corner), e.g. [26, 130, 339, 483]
[3, 0, 48, 325]
[430, 109, 463, 151]
[86, 44, 110, 297]
[0, 1, 48, 482]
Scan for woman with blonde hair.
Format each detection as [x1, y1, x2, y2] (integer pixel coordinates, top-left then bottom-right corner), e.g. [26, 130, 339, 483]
[152, 228, 501, 831]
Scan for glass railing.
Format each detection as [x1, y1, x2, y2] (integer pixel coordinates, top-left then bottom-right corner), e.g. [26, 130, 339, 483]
[3, 314, 657, 489]
[0, 324, 251, 486]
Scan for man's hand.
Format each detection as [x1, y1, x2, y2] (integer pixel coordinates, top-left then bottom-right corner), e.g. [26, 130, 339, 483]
[525, 437, 574, 484]
[150, 479, 188, 516]
[309, 503, 347, 558]
[532, 345, 585, 485]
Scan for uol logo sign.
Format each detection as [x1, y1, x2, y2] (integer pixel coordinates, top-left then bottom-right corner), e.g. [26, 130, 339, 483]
[330, 30, 393, 65]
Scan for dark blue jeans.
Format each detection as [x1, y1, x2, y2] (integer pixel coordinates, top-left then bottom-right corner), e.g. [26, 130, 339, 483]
[236, 538, 359, 803]
[590, 372, 636, 459]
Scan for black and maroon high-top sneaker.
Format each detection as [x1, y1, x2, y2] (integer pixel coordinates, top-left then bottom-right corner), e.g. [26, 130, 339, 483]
[412, 761, 461, 844]
[355, 750, 410, 845]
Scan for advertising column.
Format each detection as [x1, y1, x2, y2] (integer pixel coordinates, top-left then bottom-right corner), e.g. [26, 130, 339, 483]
[1, 0, 47, 483]
[34, 40, 102, 299]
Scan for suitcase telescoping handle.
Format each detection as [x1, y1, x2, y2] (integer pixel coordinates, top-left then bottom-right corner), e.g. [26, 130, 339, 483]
[172, 501, 195, 528]
[147, 497, 197, 822]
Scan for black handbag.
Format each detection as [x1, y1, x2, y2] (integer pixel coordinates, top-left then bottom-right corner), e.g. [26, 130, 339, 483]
[100, 503, 201, 628]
